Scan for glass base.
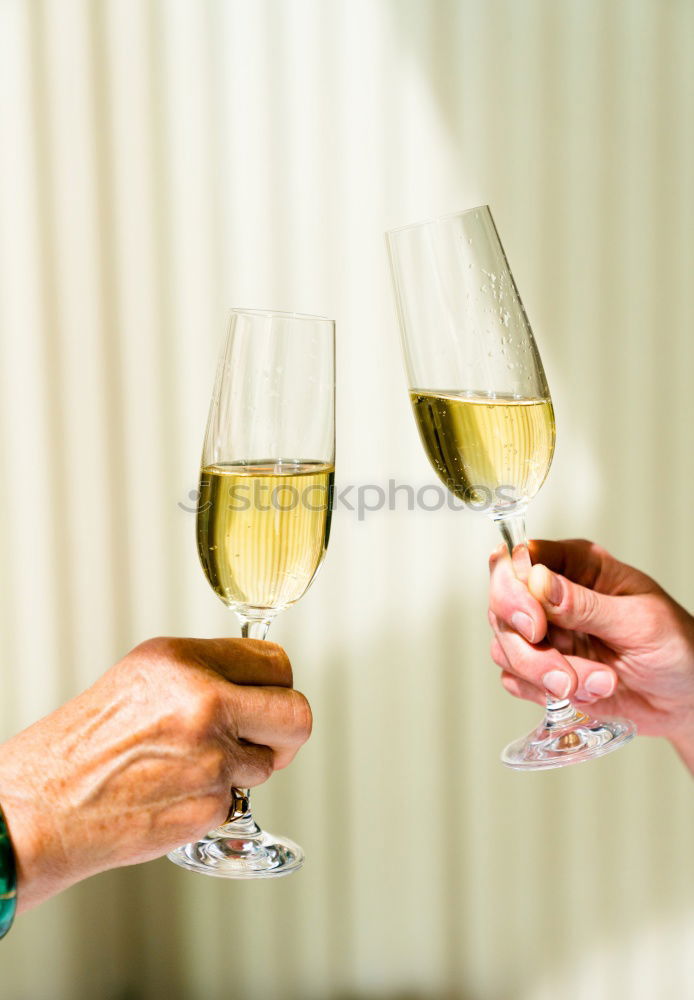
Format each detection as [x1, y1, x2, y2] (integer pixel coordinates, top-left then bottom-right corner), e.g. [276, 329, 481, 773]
[502, 700, 637, 771]
[168, 825, 304, 879]
[167, 801, 304, 879]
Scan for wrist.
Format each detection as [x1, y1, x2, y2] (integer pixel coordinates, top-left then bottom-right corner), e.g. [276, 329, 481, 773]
[0, 751, 74, 913]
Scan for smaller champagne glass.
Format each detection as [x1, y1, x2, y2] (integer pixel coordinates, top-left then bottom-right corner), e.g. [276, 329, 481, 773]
[387, 206, 636, 769]
[168, 308, 335, 875]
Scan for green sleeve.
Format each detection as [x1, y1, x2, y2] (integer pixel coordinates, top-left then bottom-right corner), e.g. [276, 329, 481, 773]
[0, 806, 17, 938]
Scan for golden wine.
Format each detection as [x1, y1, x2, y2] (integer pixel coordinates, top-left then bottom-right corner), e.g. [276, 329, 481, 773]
[197, 462, 334, 613]
[410, 390, 555, 508]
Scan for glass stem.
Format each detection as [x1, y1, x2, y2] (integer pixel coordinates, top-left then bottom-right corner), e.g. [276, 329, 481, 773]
[241, 617, 272, 642]
[217, 615, 274, 836]
[494, 512, 570, 716]
[495, 509, 531, 577]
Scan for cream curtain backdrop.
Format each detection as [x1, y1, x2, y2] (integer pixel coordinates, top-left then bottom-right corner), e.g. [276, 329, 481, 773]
[0, 0, 693, 997]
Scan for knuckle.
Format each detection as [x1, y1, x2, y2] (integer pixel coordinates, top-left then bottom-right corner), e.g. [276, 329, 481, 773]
[560, 580, 577, 616]
[181, 686, 223, 735]
[247, 751, 274, 786]
[271, 748, 296, 771]
[569, 537, 600, 554]
[132, 635, 189, 668]
[265, 642, 294, 686]
[564, 584, 579, 617]
[115, 636, 183, 684]
[287, 690, 313, 742]
[127, 636, 166, 664]
[574, 585, 598, 623]
[570, 539, 611, 566]
[147, 635, 180, 656]
[587, 540, 609, 560]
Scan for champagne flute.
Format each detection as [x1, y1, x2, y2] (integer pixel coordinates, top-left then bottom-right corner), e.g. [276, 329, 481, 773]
[168, 308, 335, 875]
[386, 206, 636, 769]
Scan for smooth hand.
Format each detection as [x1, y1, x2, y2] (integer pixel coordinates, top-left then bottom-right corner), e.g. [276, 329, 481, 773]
[488, 539, 694, 774]
[0, 637, 312, 912]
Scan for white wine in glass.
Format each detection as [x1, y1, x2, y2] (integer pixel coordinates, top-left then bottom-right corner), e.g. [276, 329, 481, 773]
[168, 309, 335, 876]
[410, 391, 556, 508]
[197, 462, 334, 611]
[387, 206, 636, 769]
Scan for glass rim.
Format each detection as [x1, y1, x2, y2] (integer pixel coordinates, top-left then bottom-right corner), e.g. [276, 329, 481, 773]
[385, 204, 491, 238]
[227, 307, 333, 324]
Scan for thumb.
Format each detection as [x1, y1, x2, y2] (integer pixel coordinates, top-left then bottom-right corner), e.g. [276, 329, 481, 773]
[528, 563, 628, 642]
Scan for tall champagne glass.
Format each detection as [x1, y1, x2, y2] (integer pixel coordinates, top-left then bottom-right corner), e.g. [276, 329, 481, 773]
[387, 206, 636, 769]
[168, 308, 335, 875]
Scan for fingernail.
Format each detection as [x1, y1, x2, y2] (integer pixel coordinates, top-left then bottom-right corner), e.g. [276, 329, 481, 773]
[545, 571, 563, 606]
[511, 611, 535, 642]
[543, 670, 571, 699]
[585, 671, 615, 698]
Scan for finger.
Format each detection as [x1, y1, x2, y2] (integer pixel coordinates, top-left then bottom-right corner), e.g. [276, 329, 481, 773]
[510, 541, 532, 584]
[233, 686, 313, 752]
[490, 614, 578, 699]
[528, 564, 633, 644]
[563, 655, 619, 703]
[501, 656, 618, 704]
[493, 606, 619, 703]
[490, 636, 511, 671]
[489, 545, 548, 644]
[195, 638, 293, 688]
[546, 624, 607, 662]
[227, 743, 276, 788]
[527, 539, 657, 595]
[502, 670, 647, 734]
[501, 671, 545, 706]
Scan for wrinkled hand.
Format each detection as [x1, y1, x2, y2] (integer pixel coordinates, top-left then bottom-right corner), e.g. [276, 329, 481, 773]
[0, 637, 312, 912]
[488, 539, 694, 772]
